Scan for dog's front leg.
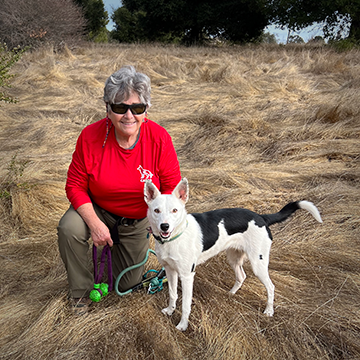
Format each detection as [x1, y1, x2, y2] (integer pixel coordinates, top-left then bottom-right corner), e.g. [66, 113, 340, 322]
[162, 266, 178, 316]
[176, 272, 195, 331]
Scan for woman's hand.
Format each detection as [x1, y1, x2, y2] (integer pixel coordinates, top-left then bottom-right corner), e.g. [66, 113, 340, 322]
[89, 220, 113, 247]
[76, 203, 113, 247]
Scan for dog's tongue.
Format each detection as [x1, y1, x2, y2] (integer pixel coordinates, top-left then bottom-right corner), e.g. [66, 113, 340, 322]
[161, 232, 170, 239]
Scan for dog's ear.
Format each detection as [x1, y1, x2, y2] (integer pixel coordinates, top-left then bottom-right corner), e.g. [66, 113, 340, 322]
[144, 180, 160, 204]
[173, 178, 189, 204]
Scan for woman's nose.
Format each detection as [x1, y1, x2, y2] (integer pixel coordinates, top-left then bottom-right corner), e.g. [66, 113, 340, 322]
[124, 108, 133, 117]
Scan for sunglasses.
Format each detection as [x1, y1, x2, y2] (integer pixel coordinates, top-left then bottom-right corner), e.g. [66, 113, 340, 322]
[109, 103, 146, 115]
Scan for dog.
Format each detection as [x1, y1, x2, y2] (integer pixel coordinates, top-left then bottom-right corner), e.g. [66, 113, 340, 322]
[144, 178, 322, 331]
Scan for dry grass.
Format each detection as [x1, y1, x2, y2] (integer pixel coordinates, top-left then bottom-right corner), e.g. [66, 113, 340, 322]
[0, 43, 359, 359]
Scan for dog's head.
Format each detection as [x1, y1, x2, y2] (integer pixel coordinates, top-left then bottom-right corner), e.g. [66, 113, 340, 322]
[144, 178, 189, 241]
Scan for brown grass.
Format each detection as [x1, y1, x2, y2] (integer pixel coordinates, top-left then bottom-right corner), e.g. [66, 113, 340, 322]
[0, 43, 359, 359]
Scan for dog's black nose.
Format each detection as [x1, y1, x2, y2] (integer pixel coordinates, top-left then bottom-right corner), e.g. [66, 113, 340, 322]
[160, 223, 169, 231]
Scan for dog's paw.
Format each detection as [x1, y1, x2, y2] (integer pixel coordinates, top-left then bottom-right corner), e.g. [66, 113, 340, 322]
[176, 320, 189, 331]
[263, 306, 274, 317]
[162, 306, 175, 316]
[229, 280, 244, 294]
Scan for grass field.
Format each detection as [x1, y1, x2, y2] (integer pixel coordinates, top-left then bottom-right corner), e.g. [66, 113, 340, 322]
[0, 43, 359, 359]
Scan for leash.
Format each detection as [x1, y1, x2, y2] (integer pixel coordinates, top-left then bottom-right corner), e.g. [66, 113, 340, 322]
[90, 246, 167, 300]
[89, 244, 113, 302]
[114, 249, 167, 296]
[141, 267, 166, 294]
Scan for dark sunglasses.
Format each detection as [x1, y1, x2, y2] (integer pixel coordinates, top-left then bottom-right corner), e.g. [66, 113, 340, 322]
[109, 103, 146, 115]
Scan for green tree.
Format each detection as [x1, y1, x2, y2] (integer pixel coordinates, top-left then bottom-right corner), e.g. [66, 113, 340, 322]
[112, 0, 269, 44]
[288, 34, 305, 43]
[118, 0, 191, 42]
[214, 0, 269, 42]
[260, 31, 278, 43]
[111, 7, 147, 43]
[74, 0, 109, 41]
[269, 0, 360, 41]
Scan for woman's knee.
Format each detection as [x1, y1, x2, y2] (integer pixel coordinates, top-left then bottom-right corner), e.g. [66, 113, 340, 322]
[57, 206, 89, 244]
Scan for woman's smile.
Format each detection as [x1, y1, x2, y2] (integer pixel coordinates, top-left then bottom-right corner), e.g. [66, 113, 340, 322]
[120, 119, 137, 126]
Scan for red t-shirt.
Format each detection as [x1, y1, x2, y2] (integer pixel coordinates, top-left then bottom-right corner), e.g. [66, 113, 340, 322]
[65, 118, 181, 219]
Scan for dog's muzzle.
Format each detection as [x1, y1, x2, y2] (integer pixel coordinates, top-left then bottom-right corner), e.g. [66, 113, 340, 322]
[147, 226, 171, 243]
[160, 223, 171, 239]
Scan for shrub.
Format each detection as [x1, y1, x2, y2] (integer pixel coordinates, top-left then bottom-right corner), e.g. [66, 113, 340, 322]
[329, 37, 360, 51]
[0, 0, 86, 49]
[0, 153, 31, 201]
[0, 43, 27, 105]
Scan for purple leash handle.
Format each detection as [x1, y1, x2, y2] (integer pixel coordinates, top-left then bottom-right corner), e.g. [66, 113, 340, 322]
[92, 244, 113, 292]
[107, 245, 113, 291]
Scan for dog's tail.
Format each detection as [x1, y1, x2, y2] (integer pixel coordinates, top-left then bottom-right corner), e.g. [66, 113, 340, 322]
[261, 201, 323, 227]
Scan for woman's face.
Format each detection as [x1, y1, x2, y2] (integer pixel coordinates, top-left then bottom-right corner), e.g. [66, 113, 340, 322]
[108, 92, 146, 142]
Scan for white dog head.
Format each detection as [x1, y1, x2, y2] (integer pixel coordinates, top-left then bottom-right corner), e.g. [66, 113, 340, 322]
[144, 178, 189, 241]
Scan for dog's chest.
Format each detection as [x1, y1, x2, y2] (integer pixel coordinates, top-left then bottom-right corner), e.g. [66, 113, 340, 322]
[156, 245, 181, 266]
[155, 241, 195, 272]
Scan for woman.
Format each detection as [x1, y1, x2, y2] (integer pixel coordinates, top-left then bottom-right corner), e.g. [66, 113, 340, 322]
[58, 65, 181, 314]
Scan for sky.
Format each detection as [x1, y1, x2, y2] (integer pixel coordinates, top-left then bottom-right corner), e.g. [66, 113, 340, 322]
[103, 0, 120, 30]
[103, 0, 324, 44]
[265, 24, 324, 43]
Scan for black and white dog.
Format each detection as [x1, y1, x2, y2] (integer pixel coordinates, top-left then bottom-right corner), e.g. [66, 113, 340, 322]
[144, 178, 322, 331]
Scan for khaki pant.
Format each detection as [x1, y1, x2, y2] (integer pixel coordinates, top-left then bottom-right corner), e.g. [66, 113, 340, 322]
[57, 204, 149, 298]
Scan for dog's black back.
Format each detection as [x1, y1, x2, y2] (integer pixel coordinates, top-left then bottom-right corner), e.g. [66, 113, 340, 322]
[191, 208, 269, 252]
[191, 202, 302, 252]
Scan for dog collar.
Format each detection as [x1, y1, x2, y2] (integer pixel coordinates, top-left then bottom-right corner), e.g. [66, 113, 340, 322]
[147, 221, 188, 245]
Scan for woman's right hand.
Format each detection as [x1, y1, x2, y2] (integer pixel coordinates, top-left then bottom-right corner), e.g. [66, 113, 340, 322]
[90, 220, 113, 247]
[76, 203, 113, 247]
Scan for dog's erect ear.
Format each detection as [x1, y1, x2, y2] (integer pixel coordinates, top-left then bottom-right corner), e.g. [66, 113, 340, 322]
[144, 180, 160, 204]
[173, 178, 189, 204]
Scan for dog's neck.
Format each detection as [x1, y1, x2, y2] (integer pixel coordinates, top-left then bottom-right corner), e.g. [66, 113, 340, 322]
[148, 220, 188, 245]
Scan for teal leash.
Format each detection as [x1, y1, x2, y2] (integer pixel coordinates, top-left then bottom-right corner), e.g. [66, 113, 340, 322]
[143, 268, 166, 294]
[115, 249, 167, 296]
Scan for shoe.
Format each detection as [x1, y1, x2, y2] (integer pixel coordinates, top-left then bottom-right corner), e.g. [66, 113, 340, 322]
[70, 297, 92, 316]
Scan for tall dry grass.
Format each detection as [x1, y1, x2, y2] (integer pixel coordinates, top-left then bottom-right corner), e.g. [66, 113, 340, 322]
[0, 43, 359, 359]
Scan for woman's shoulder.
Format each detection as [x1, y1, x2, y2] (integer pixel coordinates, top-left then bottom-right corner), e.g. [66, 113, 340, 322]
[83, 118, 107, 132]
[79, 118, 107, 141]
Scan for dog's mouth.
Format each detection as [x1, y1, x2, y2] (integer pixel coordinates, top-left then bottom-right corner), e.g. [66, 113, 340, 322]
[147, 226, 172, 240]
[160, 231, 172, 239]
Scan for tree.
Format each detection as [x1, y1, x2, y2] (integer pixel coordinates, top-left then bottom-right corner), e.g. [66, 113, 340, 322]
[260, 32, 278, 43]
[111, 7, 147, 43]
[74, 0, 109, 41]
[309, 35, 326, 44]
[0, 0, 86, 49]
[214, 0, 269, 42]
[118, 0, 192, 42]
[269, 0, 360, 41]
[288, 35, 305, 43]
[111, 0, 270, 44]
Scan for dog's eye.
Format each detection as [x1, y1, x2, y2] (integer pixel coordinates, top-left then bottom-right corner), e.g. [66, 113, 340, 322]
[172, 208, 178, 213]
[154, 209, 160, 214]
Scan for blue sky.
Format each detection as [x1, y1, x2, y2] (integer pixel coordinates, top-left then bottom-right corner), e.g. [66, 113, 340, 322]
[103, 0, 120, 30]
[265, 24, 324, 43]
[103, 0, 324, 43]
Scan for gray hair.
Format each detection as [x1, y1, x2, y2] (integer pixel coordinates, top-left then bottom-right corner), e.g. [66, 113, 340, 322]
[103, 65, 151, 107]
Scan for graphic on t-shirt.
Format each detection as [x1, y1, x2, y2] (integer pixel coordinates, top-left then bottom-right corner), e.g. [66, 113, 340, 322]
[137, 165, 154, 182]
